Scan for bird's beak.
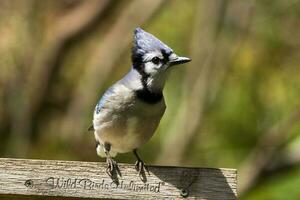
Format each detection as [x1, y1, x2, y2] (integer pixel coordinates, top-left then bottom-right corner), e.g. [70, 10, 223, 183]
[169, 53, 191, 66]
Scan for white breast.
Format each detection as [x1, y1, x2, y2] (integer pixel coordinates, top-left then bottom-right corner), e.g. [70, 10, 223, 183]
[93, 85, 166, 156]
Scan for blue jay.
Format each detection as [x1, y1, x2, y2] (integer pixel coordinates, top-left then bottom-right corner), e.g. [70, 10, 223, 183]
[91, 28, 191, 177]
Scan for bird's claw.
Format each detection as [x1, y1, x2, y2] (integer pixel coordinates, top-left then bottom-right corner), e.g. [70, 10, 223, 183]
[106, 157, 118, 177]
[135, 159, 149, 176]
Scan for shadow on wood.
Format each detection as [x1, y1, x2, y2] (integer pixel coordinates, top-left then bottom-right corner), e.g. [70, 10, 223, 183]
[150, 166, 237, 199]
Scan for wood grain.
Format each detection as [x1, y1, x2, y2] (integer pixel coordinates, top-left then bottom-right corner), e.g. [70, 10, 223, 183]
[0, 158, 237, 199]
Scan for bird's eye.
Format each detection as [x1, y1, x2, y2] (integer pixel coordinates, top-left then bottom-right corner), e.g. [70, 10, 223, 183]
[151, 57, 160, 65]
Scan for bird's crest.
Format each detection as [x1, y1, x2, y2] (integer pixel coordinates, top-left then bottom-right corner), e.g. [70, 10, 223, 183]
[131, 27, 172, 68]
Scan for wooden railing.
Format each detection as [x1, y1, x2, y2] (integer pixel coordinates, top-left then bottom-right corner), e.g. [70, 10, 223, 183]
[0, 158, 237, 199]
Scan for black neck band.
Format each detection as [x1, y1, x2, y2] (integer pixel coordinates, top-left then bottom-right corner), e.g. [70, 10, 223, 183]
[136, 89, 163, 104]
[134, 68, 163, 104]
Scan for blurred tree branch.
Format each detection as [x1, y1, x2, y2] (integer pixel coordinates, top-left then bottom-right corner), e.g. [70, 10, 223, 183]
[261, 143, 300, 177]
[156, 0, 255, 165]
[156, 0, 225, 165]
[239, 107, 300, 195]
[28, 0, 110, 117]
[6, 0, 110, 156]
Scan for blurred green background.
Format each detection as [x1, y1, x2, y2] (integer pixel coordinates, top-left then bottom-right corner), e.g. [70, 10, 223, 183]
[1, 0, 300, 199]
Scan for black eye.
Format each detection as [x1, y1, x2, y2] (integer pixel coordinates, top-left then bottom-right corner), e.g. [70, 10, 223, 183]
[151, 57, 160, 65]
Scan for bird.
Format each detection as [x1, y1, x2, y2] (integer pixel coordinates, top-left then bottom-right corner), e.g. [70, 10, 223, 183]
[90, 27, 191, 177]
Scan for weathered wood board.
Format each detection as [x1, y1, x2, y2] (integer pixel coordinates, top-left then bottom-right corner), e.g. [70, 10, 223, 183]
[0, 158, 237, 199]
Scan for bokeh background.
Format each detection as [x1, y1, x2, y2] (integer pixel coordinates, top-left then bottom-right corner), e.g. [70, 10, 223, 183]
[1, 0, 300, 199]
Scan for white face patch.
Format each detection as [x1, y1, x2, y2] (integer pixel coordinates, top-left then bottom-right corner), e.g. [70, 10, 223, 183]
[140, 51, 172, 92]
[144, 61, 161, 75]
[143, 51, 164, 76]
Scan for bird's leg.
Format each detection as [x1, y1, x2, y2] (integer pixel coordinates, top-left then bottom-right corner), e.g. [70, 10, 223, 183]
[133, 149, 149, 175]
[104, 143, 119, 178]
[106, 155, 118, 177]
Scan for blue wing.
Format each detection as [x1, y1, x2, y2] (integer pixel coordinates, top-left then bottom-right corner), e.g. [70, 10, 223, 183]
[94, 86, 115, 115]
[94, 68, 138, 115]
[89, 87, 115, 132]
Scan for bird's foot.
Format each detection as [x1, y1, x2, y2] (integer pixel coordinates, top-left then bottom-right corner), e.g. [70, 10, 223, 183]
[106, 157, 120, 179]
[135, 159, 149, 176]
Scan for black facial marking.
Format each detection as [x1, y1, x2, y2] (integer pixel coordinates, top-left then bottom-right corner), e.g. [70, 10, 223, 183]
[135, 75, 163, 104]
[131, 47, 143, 71]
[161, 49, 172, 63]
[136, 88, 163, 104]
